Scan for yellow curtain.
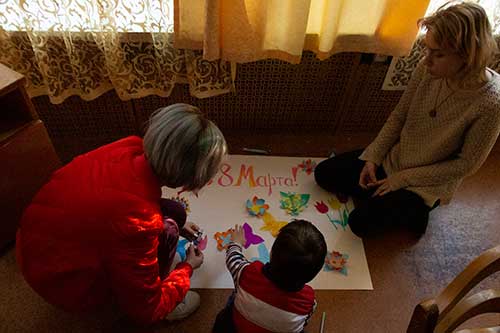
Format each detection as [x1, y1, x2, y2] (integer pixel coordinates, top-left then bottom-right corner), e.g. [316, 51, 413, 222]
[0, 1, 234, 104]
[175, 0, 431, 64]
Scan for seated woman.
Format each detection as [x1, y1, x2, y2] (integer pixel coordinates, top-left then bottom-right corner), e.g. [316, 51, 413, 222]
[16, 103, 227, 324]
[315, 2, 500, 237]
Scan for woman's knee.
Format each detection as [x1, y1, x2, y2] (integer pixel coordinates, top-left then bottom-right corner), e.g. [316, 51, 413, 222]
[314, 158, 330, 179]
[314, 158, 343, 192]
[347, 208, 373, 237]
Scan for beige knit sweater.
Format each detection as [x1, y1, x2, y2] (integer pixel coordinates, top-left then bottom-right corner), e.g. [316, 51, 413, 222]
[360, 62, 500, 206]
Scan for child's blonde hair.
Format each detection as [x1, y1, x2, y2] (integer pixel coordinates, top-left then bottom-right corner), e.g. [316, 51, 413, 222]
[419, 1, 498, 87]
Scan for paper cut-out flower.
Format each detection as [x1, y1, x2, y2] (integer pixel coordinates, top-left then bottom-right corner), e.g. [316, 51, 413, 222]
[261, 213, 288, 237]
[250, 243, 270, 264]
[214, 229, 234, 251]
[246, 196, 270, 217]
[279, 192, 310, 216]
[243, 222, 265, 248]
[298, 159, 317, 175]
[314, 201, 329, 214]
[324, 250, 349, 275]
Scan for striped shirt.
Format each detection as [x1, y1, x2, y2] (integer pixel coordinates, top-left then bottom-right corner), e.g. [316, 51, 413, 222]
[226, 242, 316, 333]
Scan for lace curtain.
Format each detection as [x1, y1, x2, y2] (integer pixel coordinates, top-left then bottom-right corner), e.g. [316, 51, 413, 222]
[382, 0, 500, 90]
[0, 1, 234, 104]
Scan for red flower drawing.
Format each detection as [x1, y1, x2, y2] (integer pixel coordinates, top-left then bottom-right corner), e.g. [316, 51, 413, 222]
[314, 201, 329, 214]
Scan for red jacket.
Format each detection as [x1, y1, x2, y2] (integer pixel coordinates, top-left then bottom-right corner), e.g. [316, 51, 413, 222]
[16, 136, 192, 324]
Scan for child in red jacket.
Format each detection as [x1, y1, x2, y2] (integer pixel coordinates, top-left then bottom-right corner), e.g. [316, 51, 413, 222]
[213, 220, 327, 333]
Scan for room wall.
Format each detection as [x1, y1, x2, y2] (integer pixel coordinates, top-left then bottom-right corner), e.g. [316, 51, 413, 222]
[33, 51, 403, 162]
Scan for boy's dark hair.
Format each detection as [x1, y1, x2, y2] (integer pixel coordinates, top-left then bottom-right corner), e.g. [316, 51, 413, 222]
[267, 219, 327, 291]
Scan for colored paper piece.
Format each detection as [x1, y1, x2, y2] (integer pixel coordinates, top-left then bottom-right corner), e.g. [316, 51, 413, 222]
[261, 213, 288, 238]
[327, 197, 341, 211]
[324, 250, 349, 275]
[214, 229, 234, 251]
[176, 239, 189, 261]
[246, 196, 270, 217]
[195, 235, 208, 251]
[250, 243, 270, 264]
[279, 192, 310, 216]
[298, 159, 317, 175]
[242, 222, 265, 249]
[168, 195, 191, 213]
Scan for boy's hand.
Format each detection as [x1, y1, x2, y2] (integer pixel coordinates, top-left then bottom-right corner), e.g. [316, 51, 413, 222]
[181, 221, 200, 241]
[185, 244, 204, 270]
[231, 224, 246, 246]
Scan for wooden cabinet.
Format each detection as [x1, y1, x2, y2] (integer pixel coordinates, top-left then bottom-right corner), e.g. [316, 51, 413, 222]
[0, 64, 61, 251]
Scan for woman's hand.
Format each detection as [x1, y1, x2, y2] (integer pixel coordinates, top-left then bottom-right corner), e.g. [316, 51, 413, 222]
[231, 224, 246, 246]
[371, 179, 392, 197]
[180, 222, 200, 241]
[359, 161, 378, 189]
[185, 244, 204, 270]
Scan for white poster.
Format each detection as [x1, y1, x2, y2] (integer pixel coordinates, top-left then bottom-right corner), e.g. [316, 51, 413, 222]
[162, 155, 373, 290]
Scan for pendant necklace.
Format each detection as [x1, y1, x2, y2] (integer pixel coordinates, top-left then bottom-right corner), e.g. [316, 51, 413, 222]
[429, 79, 457, 118]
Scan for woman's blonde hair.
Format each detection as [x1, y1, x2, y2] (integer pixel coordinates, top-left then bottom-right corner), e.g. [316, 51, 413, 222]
[419, 1, 498, 87]
[144, 103, 227, 191]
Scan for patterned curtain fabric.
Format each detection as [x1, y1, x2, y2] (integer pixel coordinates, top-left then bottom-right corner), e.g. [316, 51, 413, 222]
[382, 0, 500, 90]
[175, 0, 431, 64]
[0, 1, 234, 104]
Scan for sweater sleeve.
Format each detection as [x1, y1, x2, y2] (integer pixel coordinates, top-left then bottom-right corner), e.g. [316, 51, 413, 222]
[386, 104, 500, 191]
[106, 203, 193, 324]
[360, 62, 426, 165]
[226, 242, 250, 288]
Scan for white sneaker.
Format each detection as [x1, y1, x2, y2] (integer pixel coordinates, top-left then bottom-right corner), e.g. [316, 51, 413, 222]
[164, 291, 200, 321]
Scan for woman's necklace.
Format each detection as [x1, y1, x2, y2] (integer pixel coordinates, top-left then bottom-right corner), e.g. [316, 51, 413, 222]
[429, 79, 457, 118]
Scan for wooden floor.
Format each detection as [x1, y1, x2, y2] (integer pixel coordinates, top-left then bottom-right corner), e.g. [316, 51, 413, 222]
[1, 131, 499, 333]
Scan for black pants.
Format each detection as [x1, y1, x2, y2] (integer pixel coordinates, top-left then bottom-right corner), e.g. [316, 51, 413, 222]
[314, 150, 436, 237]
[213, 293, 236, 333]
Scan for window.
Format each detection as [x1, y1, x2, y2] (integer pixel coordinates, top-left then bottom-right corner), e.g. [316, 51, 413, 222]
[0, 1, 174, 33]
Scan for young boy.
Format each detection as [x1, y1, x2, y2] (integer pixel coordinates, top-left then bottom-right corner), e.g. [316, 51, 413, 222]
[213, 219, 327, 332]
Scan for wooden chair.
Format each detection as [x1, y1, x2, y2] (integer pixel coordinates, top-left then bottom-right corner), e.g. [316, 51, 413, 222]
[407, 245, 500, 333]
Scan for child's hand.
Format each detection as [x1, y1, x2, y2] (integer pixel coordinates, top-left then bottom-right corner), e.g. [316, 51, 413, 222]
[181, 221, 200, 241]
[185, 244, 204, 270]
[231, 224, 246, 246]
